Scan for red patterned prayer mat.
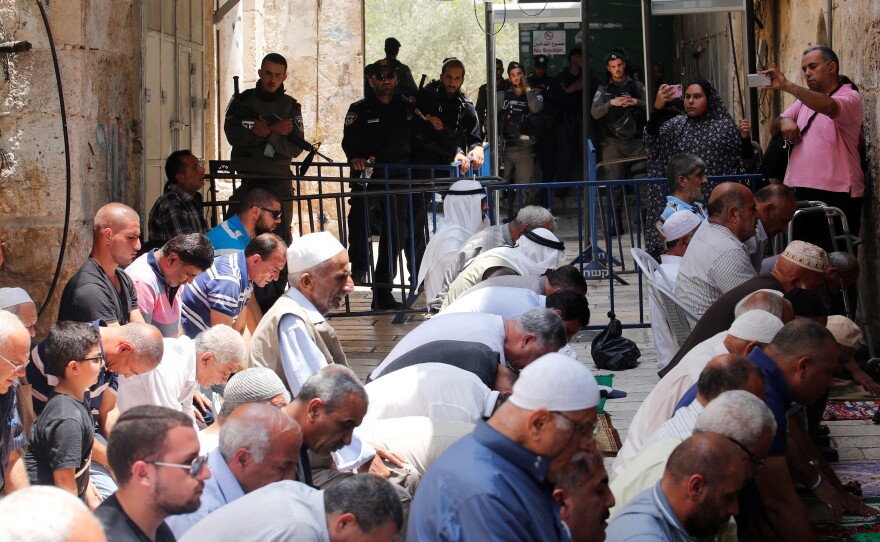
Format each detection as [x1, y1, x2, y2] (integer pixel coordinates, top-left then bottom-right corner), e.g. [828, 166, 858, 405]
[822, 401, 880, 421]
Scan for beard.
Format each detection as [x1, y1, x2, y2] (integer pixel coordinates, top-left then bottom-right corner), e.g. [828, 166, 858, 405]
[153, 480, 203, 515]
[682, 497, 728, 538]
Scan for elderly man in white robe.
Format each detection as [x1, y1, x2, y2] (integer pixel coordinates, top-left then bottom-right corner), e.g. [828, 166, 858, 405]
[441, 227, 566, 308]
[418, 180, 488, 306]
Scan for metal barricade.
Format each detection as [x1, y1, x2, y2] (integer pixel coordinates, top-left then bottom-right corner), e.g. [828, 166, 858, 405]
[204, 158, 762, 329]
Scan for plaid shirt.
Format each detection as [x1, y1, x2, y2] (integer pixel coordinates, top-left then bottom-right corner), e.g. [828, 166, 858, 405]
[148, 183, 208, 244]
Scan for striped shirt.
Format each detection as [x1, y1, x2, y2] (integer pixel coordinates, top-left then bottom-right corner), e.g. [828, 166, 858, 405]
[675, 222, 756, 318]
[644, 401, 704, 449]
[180, 251, 252, 338]
[125, 250, 182, 338]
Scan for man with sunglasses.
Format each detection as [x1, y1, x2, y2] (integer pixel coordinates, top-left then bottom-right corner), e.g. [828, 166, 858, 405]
[206, 188, 282, 257]
[408, 353, 600, 542]
[343, 58, 421, 309]
[96, 405, 209, 542]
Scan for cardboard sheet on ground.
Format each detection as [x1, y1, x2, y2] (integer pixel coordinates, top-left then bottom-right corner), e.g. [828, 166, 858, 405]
[829, 379, 877, 401]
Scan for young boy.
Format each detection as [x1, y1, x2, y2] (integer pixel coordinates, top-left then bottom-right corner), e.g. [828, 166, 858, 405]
[24, 321, 104, 507]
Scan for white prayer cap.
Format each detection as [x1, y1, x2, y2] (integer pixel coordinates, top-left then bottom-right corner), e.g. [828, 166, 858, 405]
[662, 210, 701, 242]
[287, 232, 346, 274]
[223, 368, 289, 413]
[728, 310, 784, 343]
[0, 288, 34, 310]
[826, 315, 863, 350]
[508, 353, 599, 411]
[447, 179, 485, 196]
[780, 240, 827, 273]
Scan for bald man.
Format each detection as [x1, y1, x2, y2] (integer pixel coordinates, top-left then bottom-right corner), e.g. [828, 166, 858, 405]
[166, 403, 302, 537]
[58, 203, 145, 326]
[676, 182, 758, 317]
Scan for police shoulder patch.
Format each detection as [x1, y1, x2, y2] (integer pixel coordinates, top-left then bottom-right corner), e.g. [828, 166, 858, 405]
[344, 112, 357, 126]
[594, 89, 603, 101]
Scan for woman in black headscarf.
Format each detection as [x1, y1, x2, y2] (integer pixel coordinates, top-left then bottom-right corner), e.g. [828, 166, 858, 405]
[642, 80, 755, 256]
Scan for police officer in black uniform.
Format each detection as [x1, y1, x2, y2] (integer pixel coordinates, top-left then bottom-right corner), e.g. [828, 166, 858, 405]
[498, 61, 543, 185]
[475, 58, 510, 140]
[343, 60, 420, 310]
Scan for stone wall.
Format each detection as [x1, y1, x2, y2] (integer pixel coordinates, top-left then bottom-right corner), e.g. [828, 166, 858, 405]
[0, 1, 143, 333]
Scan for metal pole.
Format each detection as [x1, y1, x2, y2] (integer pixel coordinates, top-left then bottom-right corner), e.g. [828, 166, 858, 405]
[581, 0, 591, 183]
[745, 2, 759, 143]
[486, 2, 498, 178]
[640, 0, 653, 121]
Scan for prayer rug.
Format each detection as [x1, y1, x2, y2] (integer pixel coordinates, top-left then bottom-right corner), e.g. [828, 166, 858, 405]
[596, 412, 622, 457]
[829, 380, 877, 401]
[831, 462, 880, 498]
[823, 401, 880, 421]
[810, 496, 880, 541]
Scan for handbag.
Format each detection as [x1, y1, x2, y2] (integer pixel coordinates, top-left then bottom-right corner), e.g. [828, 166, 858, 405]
[591, 312, 641, 371]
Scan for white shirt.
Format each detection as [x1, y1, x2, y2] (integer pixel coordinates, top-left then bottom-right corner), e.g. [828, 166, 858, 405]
[355, 417, 476, 476]
[438, 286, 578, 361]
[649, 255, 682, 371]
[178, 481, 329, 542]
[364, 363, 500, 424]
[611, 332, 727, 480]
[369, 313, 506, 380]
[116, 336, 197, 421]
[439, 286, 545, 318]
[277, 289, 330, 396]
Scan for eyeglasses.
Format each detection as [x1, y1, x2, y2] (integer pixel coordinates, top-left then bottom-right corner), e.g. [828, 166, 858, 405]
[147, 454, 209, 478]
[77, 353, 107, 368]
[0, 351, 29, 373]
[372, 72, 397, 81]
[727, 437, 765, 468]
[256, 206, 283, 220]
[552, 411, 599, 439]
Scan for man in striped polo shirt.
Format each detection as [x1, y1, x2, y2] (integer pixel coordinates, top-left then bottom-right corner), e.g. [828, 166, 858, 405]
[126, 233, 214, 338]
[181, 233, 287, 338]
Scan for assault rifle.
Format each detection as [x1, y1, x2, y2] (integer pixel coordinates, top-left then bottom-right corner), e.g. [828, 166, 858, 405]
[229, 76, 333, 175]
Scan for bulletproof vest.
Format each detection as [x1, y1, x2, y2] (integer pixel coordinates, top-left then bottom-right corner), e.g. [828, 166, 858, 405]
[500, 89, 531, 139]
[601, 79, 646, 137]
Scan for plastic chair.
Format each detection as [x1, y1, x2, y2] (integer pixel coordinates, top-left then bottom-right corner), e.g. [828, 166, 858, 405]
[631, 248, 699, 346]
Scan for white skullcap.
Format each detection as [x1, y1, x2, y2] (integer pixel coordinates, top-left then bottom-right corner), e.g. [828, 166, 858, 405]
[0, 288, 34, 310]
[826, 315, 863, 350]
[223, 368, 289, 413]
[508, 353, 599, 411]
[287, 231, 346, 274]
[728, 310, 784, 343]
[662, 210, 702, 242]
[780, 240, 827, 273]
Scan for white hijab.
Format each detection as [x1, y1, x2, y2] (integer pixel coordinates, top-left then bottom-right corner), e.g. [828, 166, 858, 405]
[417, 180, 487, 299]
[478, 227, 566, 277]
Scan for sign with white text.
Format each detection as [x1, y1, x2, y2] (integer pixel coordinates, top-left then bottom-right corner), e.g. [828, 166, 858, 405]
[532, 30, 567, 55]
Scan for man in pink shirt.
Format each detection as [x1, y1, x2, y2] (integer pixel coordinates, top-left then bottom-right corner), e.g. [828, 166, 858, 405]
[763, 45, 863, 249]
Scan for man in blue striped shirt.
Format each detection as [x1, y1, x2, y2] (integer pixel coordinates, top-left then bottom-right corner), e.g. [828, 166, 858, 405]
[181, 233, 287, 338]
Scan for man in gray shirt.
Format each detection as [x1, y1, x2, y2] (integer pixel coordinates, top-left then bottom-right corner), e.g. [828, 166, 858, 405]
[676, 182, 758, 318]
[606, 432, 748, 541]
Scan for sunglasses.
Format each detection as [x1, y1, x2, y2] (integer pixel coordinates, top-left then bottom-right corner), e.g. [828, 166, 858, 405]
[553, 411, 599, 439]
[147, 454, 209, 478]
[727, 437, 765, 468]
[256, 206, 283, 220]
[372, 72, 397, 81]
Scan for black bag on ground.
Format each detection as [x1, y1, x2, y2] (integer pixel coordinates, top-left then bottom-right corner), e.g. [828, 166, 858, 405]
[591, 312, 641, 371]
